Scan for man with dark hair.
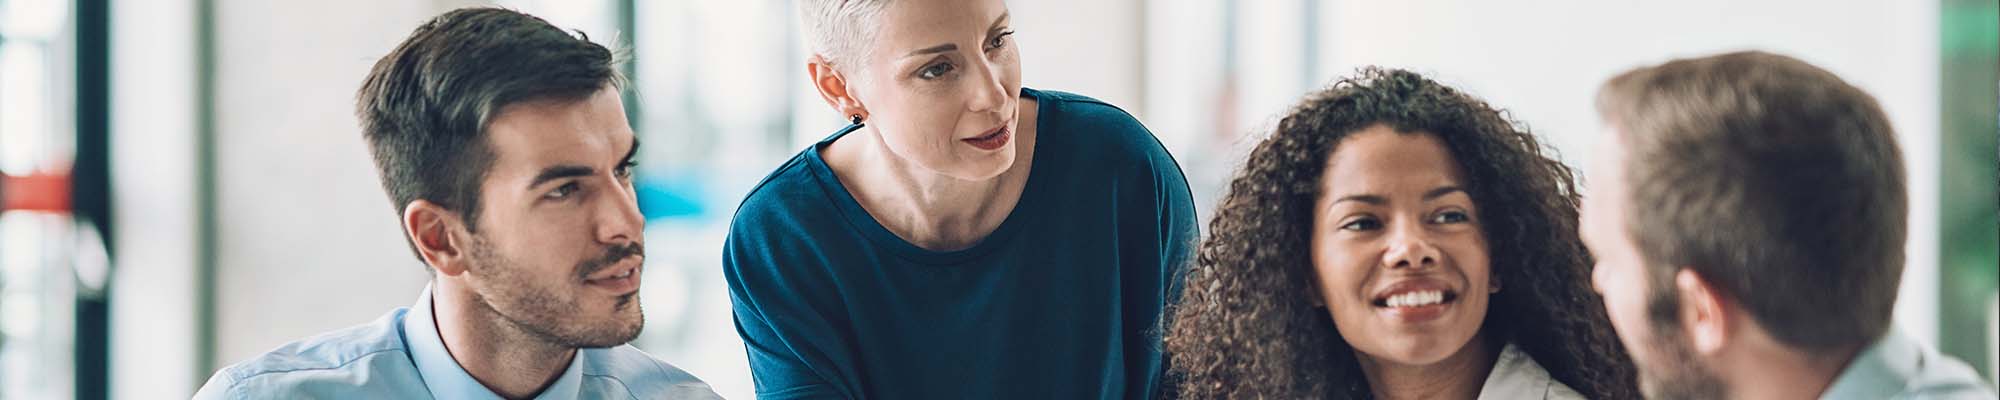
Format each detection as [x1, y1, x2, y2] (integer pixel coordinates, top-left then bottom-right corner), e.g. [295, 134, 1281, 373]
[195, 8, 719, 398]
[1580, 50, 1994, 399]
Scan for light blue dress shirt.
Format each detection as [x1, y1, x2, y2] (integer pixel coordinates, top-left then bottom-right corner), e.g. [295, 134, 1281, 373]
[1820, 329, 1995, 400]
[194, 286, 721, 399]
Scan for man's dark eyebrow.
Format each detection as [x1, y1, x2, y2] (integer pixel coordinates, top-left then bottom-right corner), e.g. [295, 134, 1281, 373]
[528, 138, 638, 190]
[1423, 186, 1466, 201]
[528, 165, 594, 189]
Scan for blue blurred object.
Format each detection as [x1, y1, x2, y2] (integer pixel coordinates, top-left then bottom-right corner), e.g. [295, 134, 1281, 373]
[635, 170, 708, 221]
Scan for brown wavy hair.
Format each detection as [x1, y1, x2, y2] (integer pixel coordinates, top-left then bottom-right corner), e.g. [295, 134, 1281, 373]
[1164, 68, 1639, 399]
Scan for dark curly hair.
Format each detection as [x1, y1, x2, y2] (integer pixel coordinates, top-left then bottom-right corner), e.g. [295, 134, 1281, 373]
[1164, 68, 1639, 399]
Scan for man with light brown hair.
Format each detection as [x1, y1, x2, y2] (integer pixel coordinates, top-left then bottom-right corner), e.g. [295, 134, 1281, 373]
[1579, 50, 1995, 399]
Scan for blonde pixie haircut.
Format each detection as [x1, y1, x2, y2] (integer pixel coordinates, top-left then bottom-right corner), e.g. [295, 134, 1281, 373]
[798, 0, 891, 72]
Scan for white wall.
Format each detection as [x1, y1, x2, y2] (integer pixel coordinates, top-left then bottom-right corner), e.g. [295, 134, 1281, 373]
[1014, 0, 1147, 118]
[204, 0, 442, 371]
[114, 2, 467, 396]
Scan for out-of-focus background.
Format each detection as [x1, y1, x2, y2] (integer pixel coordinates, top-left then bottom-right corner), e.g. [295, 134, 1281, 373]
[0, 0, 1992, 398]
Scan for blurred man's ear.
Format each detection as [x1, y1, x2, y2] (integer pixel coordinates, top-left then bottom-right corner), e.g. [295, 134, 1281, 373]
[403, 200, 473, 276]
[1676, 268, 1732, 354]
[807, 55, 868, 121]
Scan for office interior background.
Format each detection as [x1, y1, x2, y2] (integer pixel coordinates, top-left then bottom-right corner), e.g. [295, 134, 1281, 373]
[0, 0, 1994, 398]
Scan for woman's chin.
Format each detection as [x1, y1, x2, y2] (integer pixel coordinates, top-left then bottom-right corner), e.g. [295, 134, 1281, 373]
[1359, 334, 1476, 368]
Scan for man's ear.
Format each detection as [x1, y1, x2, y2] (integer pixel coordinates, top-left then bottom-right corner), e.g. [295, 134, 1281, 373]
[807, 54, 868, 121]
[1675, 268, 1731, 354]
[403, 200, 472, 276]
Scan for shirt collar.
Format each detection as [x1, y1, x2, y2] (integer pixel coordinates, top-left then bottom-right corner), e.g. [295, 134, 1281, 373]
[403, 285, 586, 400]
[1820, 329, 1921, 400]
[1477, 343, 1557, 400]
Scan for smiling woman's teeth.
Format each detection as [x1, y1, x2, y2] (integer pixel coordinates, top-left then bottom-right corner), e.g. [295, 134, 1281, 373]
[1386, 290, 1444, 308]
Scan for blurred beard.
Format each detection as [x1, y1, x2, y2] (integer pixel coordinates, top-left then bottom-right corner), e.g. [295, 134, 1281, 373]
[1637, 285, 1726, 400]
[465, 234, 644, 348]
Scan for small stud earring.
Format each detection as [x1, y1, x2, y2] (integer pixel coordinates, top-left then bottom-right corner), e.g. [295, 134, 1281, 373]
[849, 114, 864, 125]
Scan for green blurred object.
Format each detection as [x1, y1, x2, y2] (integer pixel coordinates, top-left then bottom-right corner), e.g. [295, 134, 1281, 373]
[1939, 0, 1999, 385]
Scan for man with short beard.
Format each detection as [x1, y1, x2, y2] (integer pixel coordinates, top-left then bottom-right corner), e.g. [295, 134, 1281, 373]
[1579, 50, 1994, 399]
[196, 8, 718, 399]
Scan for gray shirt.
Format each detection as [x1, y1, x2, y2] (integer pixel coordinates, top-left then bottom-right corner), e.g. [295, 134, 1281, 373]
[1821, 329, 1996, 400]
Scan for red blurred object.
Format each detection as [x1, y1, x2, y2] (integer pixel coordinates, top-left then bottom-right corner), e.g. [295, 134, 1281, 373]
[1, 171, 72, 213]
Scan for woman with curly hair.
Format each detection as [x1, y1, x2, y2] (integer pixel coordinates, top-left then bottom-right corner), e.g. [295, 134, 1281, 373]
[1165, 68, 1639, 399]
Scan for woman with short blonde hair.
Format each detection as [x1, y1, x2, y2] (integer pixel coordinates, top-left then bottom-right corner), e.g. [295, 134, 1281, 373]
[722, 1, 1198, 398]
